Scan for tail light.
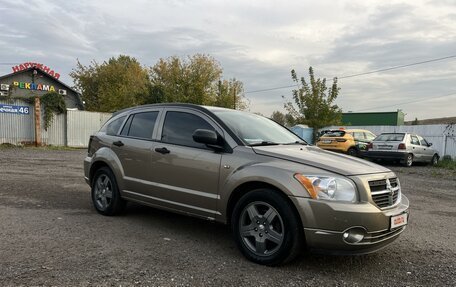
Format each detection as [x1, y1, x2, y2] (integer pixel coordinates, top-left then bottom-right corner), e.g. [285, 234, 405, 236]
[398, 143, 406, 150]
[367, 142, 373, 150]
[336, 139, 347, 142]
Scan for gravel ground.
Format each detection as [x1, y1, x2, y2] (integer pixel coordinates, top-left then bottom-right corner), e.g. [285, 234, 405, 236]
[0, 148, 455, 286]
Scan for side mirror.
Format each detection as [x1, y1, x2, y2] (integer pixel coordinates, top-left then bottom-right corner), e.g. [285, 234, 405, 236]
[428, 142, 433, 147]
[193, 129, 219, 145]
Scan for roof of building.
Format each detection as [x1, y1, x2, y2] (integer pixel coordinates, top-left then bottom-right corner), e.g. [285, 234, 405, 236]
[0, 67, 83, 109]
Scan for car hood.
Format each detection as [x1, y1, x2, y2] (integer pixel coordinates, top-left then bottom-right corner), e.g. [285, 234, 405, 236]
[252, 145, 390, 176]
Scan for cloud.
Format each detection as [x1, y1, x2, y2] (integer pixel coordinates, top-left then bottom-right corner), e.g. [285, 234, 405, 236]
[0, 0, 455, 120]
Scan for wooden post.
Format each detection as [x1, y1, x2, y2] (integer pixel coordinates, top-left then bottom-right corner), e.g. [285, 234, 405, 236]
[34, 96, 41, 146]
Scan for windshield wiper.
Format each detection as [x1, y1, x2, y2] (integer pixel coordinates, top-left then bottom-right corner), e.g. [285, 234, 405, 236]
[248, 141, 280, 147]
[284, 141, 308, 145]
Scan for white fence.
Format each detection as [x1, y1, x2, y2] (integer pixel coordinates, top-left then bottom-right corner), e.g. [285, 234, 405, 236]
[0, 99, 111, 147]
[326, 124, 456, 158]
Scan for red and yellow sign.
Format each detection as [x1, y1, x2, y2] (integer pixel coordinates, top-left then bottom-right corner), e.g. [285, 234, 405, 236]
[11, 62, 60, 80]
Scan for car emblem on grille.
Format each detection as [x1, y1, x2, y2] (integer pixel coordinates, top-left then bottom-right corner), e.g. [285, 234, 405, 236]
[386, 178, 394, 205]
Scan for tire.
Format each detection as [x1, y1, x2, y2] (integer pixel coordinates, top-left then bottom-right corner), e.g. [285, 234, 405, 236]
[402, 154, 413, 167]
[347, 147, 358, 157]
[91, 166, 126, 216]
[430, 154, 439, 166]
[231, 189, 303, 266]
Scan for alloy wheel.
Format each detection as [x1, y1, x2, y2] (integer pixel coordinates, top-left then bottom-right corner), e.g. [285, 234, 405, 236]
[94, 174, 113, 211]
[239, 201, 285, 256]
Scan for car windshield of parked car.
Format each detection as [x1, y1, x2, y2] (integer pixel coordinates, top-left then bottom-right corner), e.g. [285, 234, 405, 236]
[211, 109, 304, 146]
[374, 133, 405, 141]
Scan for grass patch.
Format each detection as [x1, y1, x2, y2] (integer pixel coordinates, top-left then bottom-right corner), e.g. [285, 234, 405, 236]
[435, 156, 456, 171]
[0, 143, 82, 151]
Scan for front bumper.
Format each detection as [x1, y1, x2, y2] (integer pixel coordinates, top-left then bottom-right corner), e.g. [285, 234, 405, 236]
[289, 194, 409, 254]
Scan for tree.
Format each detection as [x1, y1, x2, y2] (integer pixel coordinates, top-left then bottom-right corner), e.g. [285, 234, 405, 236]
[215, 78, 249, 110]
[149, 54, 248, 109]
[284, 67, 342, 137]
[270, 110, 299, 127]
[271, 110, 286, 125]
[71, 55, 151, 112]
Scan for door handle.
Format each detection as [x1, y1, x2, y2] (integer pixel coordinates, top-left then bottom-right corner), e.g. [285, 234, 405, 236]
[113, 140, 124, 147]
[155, 147, 170, 154]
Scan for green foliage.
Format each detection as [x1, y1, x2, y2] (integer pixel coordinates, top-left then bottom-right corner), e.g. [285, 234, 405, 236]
[70, 55, 151, 112]
[284, 67, 342, 136]
[41, 92, 66, 130]
[270, 110, 299, 127]
[149, 54, 248, 109]
[435, 156, 456, 170]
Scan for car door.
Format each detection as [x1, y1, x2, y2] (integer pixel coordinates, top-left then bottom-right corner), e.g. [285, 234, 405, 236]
[111, 109, 161, 193]
[409, 134, 424, 162]
[418, 135, 434, 162]
[145, 108, 223, 219]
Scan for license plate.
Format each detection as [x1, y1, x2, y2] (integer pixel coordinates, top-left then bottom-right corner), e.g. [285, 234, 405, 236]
[391, 213, 408, 229]
[322, 140, 332, 144]
[378, 145, 392, 150]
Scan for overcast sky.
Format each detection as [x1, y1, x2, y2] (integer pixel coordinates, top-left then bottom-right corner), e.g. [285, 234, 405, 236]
[1, 0, 455, 120]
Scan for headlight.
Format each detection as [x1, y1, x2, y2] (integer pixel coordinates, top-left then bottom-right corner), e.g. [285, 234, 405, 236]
[294, 174, 357, 202]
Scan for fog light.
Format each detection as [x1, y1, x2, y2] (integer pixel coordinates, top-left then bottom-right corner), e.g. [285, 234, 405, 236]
[343, 227, 366, 244]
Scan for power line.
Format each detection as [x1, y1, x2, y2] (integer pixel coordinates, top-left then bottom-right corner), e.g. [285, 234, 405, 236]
[0, 63, 20, 65]
[244, 54, 456, 94]
[353, 91, 456, 112]
[338, 54, 456, 79]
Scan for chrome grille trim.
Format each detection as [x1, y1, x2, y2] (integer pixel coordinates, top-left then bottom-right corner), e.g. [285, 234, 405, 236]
[369, 177, 401, 209]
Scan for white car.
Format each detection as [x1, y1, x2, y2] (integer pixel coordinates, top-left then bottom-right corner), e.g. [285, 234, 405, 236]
[365, 132, 439, 167]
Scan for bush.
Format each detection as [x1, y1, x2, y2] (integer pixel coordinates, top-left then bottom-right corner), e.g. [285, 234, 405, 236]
[435, 156, 456, 170]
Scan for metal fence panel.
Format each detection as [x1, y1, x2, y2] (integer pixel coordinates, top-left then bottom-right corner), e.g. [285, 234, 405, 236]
[42, 113, 67, 146]
[0, 99, 35, 145]
[67, 110, 111, 147]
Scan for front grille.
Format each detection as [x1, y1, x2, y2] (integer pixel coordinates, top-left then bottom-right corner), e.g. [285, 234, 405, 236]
[369, 178, 400, 209]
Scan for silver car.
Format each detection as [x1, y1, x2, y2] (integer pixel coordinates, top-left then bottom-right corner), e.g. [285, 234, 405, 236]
[365, 132, 439, 167]
[84, 104, 409, 265]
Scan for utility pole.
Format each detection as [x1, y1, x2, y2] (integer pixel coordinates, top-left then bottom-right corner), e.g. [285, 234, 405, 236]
[233, 86, 236, 110]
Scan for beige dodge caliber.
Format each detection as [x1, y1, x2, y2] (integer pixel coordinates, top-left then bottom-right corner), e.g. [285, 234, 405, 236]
[84, 103, 409, 265]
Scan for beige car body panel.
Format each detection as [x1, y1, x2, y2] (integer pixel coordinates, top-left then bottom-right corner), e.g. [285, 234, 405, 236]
[84, 103, 409, 254]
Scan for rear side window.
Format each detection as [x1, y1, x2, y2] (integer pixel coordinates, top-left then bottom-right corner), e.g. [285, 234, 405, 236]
[161, 111, 215, 148]
[106, 116, 126, 136]
[410, 135, 420, 145]
[121, 112, 159, 139]
[374, 134, 404, 141]
[353, 132, 365, 140]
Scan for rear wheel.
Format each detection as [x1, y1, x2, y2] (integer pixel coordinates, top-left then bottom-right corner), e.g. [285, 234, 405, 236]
[91, 167, 126, 216]
[431, 154, 439, 166]
[231, 189, 303, 266]
[347, 147, 358, 157]
[402, 154, 413, 167]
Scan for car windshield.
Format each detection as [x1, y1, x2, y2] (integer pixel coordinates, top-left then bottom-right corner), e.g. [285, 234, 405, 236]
[374, 133, 405, 141]
[211, 109, 305, 146]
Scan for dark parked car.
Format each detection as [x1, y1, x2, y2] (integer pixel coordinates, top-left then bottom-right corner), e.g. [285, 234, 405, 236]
[84, 104, 409, 265]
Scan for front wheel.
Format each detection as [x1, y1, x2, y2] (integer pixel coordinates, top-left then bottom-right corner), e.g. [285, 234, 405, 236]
[430, 154, 439, 166]
[91, 167, 126, 216]
[231, 189, 303, 266]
